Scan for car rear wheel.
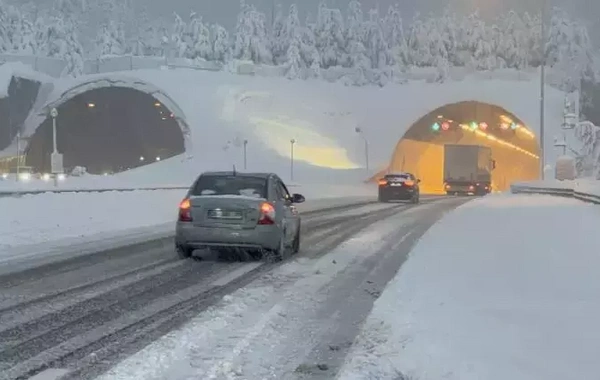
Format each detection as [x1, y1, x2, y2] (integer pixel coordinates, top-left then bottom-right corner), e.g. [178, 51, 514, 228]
[411, 194, 420, 204]
[176, 244, 193, 259]
[378, 194, 387, 203]
[292, 227, 300, 254]
[272, 231, 289, 261]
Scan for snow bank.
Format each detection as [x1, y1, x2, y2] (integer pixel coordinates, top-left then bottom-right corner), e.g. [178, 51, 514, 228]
[338, 193, 600, 380]
[0, 185, 375, 260]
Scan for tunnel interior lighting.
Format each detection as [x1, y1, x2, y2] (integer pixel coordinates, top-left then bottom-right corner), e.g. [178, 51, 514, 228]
[460, 123, 539, 158]
[87, 103, 95, 108]
[154, 102, 161, 107]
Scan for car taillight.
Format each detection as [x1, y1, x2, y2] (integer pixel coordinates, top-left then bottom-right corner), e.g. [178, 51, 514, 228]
[258, 202, 275, 225]
[178, 198, 192, 222]
[468, 185, 475, 190]
[378, 179, 387, 186]
[404, 180, 414, 186]
[445, 184, 451, 189]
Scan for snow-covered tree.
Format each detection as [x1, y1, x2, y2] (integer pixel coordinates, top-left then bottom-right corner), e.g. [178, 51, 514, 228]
[210, 23, 230, 62]
[270, 3, 286, 64]
[363, 9, 387, 70]
[286, 35, 302, 79]
[546, 7, 596, 91]
[170, 13, 187, 58]
[184, 12, 212, 61]
[574, 121, 600, 177]
[233, 0, 272, 64]
[406, 15, 433, 67]
[95, 20, 126, 57]
[381, 4, 408, 68]
[313, 2, 345, 69]
[38, 15, 84, 76]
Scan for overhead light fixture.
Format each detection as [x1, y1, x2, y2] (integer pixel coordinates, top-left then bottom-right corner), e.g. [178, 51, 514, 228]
[87, 103, 95, 108]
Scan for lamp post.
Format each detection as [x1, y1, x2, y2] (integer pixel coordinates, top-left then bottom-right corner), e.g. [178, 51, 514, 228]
[290, 139, 296, 181]
[49, 107, 63, 187]
[355, 126, 369, 174]
[539, 0, 547, 179]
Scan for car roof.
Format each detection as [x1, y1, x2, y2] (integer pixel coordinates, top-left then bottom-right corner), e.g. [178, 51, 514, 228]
[200, 171, 273, 179]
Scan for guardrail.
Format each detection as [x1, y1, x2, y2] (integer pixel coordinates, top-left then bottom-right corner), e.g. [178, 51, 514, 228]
[510, 182, 600, 204]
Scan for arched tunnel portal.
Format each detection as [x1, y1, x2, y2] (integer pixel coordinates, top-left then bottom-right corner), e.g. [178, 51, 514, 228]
[380, 101, 540, 193]
[25, 86, 186, 175]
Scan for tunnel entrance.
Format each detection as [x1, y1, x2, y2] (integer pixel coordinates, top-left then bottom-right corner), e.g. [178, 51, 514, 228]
[385, 101, 540, 193]
[25, 87, 185, 175]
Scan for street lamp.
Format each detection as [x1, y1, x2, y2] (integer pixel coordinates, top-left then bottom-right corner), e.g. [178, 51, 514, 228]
[49, 107, 63, 187]
[243, 139, 248, 170]
[290, 139, 296, 181]
[355, 126, 369, 174]
[539, 0, 547, 179]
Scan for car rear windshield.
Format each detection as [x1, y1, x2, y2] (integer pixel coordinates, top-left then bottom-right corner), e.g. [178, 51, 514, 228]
[191, 175, 267, 198]
[385, 174, 411, 180]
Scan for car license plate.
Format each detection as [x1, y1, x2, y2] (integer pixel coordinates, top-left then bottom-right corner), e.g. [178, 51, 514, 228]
[390, 183, 403, 186]
[207, 209, 243, 219]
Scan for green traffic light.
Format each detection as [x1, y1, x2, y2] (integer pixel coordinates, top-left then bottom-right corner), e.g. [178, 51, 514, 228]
[432, 122, 440, 131]
[470, 122, 478, 130]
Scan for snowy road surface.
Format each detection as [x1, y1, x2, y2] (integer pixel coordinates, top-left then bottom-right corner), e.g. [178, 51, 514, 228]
[0, 196, 463, 380]
[337, 193, 600, 380]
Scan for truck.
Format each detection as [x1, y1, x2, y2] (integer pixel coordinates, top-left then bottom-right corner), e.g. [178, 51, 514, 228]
[443, 144, 495, 195]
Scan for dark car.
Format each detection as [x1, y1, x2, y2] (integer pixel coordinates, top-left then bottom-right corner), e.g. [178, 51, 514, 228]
[378, 173, 420, 203]
[175, 171, 305, 261]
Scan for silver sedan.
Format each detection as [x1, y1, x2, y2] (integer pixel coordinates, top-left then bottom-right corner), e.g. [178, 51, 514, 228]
[175, 171, 305, 261]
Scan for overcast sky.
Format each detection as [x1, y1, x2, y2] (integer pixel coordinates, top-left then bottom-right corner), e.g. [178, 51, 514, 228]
[16, 0, 600, 40]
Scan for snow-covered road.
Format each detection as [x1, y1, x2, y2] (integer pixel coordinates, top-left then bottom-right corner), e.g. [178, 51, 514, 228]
[0, 198, 461, 380]
[93, 197, 465, 380]
[337, 193, 600, 380]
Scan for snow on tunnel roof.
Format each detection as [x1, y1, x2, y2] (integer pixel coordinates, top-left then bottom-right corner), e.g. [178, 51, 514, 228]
[0, 61, 54, 97]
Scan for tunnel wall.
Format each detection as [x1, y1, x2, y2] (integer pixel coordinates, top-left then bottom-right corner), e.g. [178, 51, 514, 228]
[17, 68, 567, 178]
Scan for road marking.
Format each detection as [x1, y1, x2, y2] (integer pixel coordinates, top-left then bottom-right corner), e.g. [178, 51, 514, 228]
[29, 368, 70, 380]
[211, 262, 262, 286]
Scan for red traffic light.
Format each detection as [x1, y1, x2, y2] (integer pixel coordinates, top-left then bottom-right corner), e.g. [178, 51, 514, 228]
[441, 121, 450, 131]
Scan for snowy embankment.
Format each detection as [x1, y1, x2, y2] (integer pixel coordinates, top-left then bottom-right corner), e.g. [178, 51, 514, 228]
[512, 177, 600, 196]
[0, 184, 375, 264]
[337, 193, 600, 380]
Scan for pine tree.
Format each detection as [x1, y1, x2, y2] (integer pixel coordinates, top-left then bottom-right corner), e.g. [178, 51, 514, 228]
[210, 23, 230, 62]
[95, 20, 125, 57]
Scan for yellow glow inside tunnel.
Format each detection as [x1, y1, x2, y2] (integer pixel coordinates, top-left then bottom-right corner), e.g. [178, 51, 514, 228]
[250, 117, 360, 169]
[389, 139, 446, 194]
[389, 127, 539, 194]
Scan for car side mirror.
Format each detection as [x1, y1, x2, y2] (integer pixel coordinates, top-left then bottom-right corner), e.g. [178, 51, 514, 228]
[291, 193, 305, 203]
